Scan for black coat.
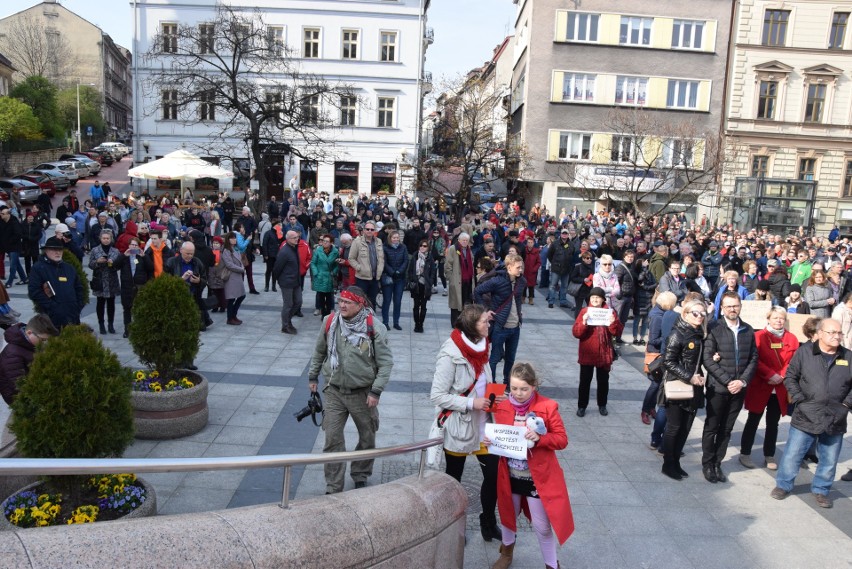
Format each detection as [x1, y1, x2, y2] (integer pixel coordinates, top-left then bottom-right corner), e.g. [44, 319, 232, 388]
[785, 341, 852, 436]
[634, 264, 657, 317]
[662, 318, 706, 410]
[406, 252, 435, 300]
[272, 242, 300, 289]
[27, 256, 84, 329]
[0, 215, 23, 253]
[0, 324, 36, 404]
[615, 262, 636, 299]
[703, 319, 758, 390]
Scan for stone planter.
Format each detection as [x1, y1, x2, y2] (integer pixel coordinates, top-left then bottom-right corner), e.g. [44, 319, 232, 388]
[0, 477, 157, 531]
[131, 370, 208, 440]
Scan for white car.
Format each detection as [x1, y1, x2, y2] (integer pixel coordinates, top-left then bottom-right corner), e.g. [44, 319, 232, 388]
[100, 142, 129, 156]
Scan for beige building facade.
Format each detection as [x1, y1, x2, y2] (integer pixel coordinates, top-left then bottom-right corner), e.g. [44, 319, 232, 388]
[723, 0, 852, 235]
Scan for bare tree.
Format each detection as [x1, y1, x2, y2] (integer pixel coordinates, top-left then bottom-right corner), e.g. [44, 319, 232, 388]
[142, 5, 355, 202]
[0, 13, 76, 82]
[544, 108, 727, 215]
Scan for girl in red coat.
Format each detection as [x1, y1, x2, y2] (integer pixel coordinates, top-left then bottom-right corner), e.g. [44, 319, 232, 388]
[572, 287, 624, 416]
[523, 236, 541, 305]
[489, 362, 574, 569]
[739, 306, 799, 470]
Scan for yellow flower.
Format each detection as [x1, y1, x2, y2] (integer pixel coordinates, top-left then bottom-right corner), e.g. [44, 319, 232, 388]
[135, 371, 146, 380]
[153, 385, 162, 392]
[150, 371, 160, 378]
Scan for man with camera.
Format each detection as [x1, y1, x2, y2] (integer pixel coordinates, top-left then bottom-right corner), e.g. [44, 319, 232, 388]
[308, 286, 393, 494]
[164, 241, 211, 333]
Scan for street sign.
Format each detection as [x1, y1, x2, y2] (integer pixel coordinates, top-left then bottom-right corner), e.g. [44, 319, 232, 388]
[86, 126, 93, 136]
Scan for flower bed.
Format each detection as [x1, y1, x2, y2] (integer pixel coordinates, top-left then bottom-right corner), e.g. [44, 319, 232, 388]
[131, 369, 209, 440]
[1, 474, 156, 529]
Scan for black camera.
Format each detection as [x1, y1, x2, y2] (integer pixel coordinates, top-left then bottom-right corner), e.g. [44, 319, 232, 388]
[294, 392, 324, 426]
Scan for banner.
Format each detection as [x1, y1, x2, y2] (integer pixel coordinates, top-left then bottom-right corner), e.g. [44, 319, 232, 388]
[484, 424, 528, 460]
[739, 300, 771, 330]
[585, 307, 612, 326]
[786, 312, 811, 342]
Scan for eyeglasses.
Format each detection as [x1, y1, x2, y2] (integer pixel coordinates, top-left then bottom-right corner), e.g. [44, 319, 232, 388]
[821, 330, 843, 336]
[601, 263, 612, 266]
[364, 228, 375, 232]
[338, 299, 358, 307]
[722, 305, 741, 310]
[689, 311, 706, 319]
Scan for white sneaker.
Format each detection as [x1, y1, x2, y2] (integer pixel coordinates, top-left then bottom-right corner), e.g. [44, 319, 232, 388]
[442, 289, 448, 296]
[313, 309, 321, 316]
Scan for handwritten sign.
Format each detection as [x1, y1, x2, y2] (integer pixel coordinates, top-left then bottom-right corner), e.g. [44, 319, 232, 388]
[586, 307, 612, 326]
[739, 300, 771, 330]
[786, 312, 811, 342]
[485, 424, 528, 460]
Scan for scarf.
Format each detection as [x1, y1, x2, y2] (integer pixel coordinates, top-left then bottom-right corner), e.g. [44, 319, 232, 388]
[416, 251, 426, 277]
[150, 242, 166, 277]
[766, 325, 785, 338]
[450, 329, 489, 378]
[508, 392, 537, 416]
[327, 307, 373, 370]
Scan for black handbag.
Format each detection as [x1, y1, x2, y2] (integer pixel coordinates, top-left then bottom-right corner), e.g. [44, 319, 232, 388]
[90, 271, 103, 293]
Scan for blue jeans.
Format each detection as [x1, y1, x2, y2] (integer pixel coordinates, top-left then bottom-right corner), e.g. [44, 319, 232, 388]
[381, 278, 405, 326]
[548, 272, 571, 306]
[775, 426, 843, 496]
[6, 251, 25, 285]
[355, 278, 380, 309]
[490, 324, 521, 384]
[651, 405, 667, 447]
[632, 312, 649, 340]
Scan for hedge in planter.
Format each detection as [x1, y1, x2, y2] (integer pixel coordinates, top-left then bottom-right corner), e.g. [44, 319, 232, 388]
[129, 274, 200, 380]
[8, 325, 138, 518]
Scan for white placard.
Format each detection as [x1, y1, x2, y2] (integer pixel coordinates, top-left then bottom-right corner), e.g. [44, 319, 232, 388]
[484, 423, 528, 460]
[585, 307, 612, 326]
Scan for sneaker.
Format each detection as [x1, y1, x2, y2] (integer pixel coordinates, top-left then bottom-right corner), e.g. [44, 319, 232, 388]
[354, 481, 366, 489]
[548, 303, 554, 308]
[313, 309, 321, 316]
[739, 454, 756, 469]
[765, 456, 778, 471]
[812, 493, 832, 509]
[442, 289, 448, 296]
[633, 339, 643, 346]
[614, 338, 624, 345]
[599, 406, 608, 416]
[649, 440, 660, 450]
[641, 411, 651, 425]
[841, 469, 852, 482]
[770, 487, 789, 500]
[576, 408, 586, 417]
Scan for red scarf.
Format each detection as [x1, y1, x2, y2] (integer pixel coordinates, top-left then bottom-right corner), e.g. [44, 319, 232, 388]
[451, 329, 490, 378]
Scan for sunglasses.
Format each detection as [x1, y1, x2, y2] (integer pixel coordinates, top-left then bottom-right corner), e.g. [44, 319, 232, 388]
[690, 311, 706, 319]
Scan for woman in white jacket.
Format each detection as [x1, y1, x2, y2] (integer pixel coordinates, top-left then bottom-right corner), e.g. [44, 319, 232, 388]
[430, 303, 503, 542]
[831, 292, 852, 350]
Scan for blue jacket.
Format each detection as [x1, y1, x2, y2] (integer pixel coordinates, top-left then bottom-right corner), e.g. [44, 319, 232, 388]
[647, 305, 667, 355]
[713, 285, 749, 319]
[383, 243, 409, 282]
[473, 269, 526, 328]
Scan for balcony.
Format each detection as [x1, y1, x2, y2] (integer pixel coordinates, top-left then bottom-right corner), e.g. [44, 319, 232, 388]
[424, 27, 434, 45]
[421, 71, 433, 94]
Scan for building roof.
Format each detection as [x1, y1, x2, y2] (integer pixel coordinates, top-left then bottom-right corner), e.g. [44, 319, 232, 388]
[0, 51, 14, 71]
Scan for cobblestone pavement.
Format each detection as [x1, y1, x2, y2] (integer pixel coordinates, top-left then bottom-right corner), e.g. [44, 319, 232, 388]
[5, 272, 851, 568]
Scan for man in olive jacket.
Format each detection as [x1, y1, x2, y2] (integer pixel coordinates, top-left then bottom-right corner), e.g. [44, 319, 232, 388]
[308, 286, 393, 494]
[701, 291, 757, 483]
[772, 318, 852, 508]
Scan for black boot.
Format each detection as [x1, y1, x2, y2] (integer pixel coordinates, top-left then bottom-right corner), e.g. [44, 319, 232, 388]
[99, 322, 107, 335]
[479, 512, 501, 542]
[108, 323, 116, 334]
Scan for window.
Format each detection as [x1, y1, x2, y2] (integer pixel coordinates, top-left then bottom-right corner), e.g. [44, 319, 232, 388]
[752, 156, 769, 177]
[378, 97, 395, 127]
[266, 26, 284, 56]
[671, 19, 704, 49]
[301, 94, 319, 124]
[615, 76, 647, 106]
[567, 12, 599, 42]
[661, 139, 694, 168]
[304, 28, 320, 58]
[198, 24, 214, 54]
[611, 135, 640, 163]
[161, 23, 178, 53]
[562, 73, 595, 102]
[510, 72, 525, 114]
[829, 12, 849, 49]
[757, 81, 778, 119]
[161, 89, 177, 120]
[342, 29, 359, 59]
[762, 10, 790, 46]
[340, 96, 356, 126]
[798, 158, 816, 181]
[557, 132, 591, 160]
[666, 80, 699, 109]
[199, 90, 215, 121]
[380, 31, 397, 61]
[804, 83, 826, 122]
[266, 90, 284, 124]
[620, 16, 652, 46]
[234, 24, 252, 51]
[843, 160, 852, 197]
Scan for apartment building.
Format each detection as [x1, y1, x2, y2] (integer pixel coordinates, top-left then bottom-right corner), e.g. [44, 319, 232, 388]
[509, 0, 732, 218]
[0, 0, 133, 140]
[133, 0, 432, 198]
[723, 1, 852, 235]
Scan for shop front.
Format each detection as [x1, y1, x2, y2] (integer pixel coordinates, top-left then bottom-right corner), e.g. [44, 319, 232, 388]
[371, 163, 396, 194]
[334, 162, 359, 192]
[299, 160, 318, 194]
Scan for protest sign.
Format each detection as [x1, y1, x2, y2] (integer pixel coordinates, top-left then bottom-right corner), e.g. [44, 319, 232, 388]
[586, 307, 612, 326]
[786, 312, 811, 342]
[484, 423, 527, 460]
[739, 300, 771, 330]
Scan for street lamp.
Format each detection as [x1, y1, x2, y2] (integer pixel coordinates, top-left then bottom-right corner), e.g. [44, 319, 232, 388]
[76, 81, 96, 153]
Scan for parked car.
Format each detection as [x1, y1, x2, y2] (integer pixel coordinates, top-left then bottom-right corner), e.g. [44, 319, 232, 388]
[34, 162, 80, 186]
[99, 142, 129, 156]
[26, 168, 70, 191]
[84, 150, 113, 166]
[60, 154, 101, 175]
[13, 174, 56, 198]
[91, 145, 122, 162]
[0, 178, 43, 204]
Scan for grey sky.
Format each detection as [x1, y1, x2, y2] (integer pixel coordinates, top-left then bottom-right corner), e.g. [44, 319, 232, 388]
[1, 0, 517, 79]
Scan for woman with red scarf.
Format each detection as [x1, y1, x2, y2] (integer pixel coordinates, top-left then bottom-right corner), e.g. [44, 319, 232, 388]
[489, 362, 573, 569]
[430, 304, 503, 542]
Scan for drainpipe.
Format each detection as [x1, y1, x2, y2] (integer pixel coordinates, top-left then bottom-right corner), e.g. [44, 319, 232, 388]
[717, 0, 740, 224]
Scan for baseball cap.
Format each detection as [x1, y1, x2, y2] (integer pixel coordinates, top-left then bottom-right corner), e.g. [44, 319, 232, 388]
[55, 223, 69, 233]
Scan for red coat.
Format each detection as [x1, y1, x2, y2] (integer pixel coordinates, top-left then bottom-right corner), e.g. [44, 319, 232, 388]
[298, 239, 312, 277]
[744, 329, 798, 415]
[523, 246, 541, 284]
[572, 306, 624, 369]
[493, 395, 574, 545]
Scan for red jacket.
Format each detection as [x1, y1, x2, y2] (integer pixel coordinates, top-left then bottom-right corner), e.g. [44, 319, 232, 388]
[523, 246, 541, 283]
[493, 395, 574, 545]
[298, 239, 312, 277]
[744, 329, 798, 415]
[572, 306, 624, 369]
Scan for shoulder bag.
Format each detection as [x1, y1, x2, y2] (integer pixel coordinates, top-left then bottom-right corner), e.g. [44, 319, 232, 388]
[663, 353, 699, 400]
[426, 379, 479, 468]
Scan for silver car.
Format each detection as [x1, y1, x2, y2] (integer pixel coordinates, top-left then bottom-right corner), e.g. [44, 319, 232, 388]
[0, 178, 43, 203]
[34, 162, 80, 186]
[26, 168, 70, 191]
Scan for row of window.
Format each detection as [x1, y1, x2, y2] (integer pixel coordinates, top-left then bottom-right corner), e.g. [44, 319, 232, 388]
[160, 23, 399, 62]
[557, 11, 717, 52]
[762, 9, 848, 49]
[160, 90, 397, 128]
[553, 71, 710, 111]
[751, 155, 852, 198]
[548, 130, 703, 169]
[756, 79, 829, 123]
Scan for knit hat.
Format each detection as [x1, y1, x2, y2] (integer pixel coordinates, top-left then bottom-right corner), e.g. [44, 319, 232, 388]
[709, 241, 719, 248]
[789, 284, 802, 294]
[54, 223, 69, 233]
[589, 287, 606, 299]
[756, 280, 771, 292]
[65, 217, 76, 226]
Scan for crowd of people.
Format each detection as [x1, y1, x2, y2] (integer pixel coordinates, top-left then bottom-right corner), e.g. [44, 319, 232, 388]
[0, 182, 850, 567]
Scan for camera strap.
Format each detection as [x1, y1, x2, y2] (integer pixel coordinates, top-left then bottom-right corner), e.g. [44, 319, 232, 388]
[311, 392, 324, 427]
